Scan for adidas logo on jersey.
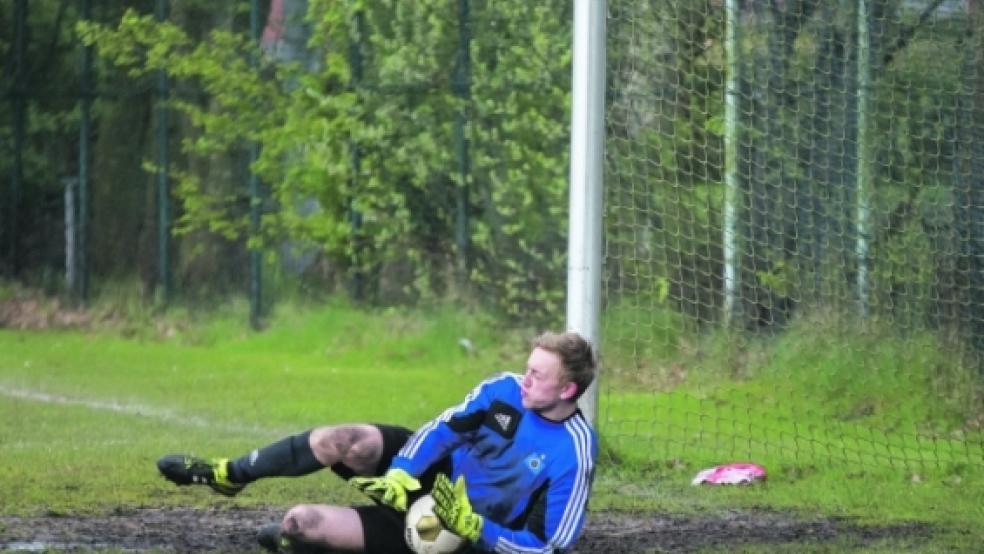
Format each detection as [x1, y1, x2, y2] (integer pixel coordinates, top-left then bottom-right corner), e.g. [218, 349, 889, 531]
[484, 401, 521, 438]
[494, 413, 512, 431]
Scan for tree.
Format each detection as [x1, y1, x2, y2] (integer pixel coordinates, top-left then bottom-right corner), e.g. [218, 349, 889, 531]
[79, 0, 575, 323]
[1, 0, 84, 282]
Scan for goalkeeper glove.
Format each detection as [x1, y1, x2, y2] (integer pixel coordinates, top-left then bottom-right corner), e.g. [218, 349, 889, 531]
[431, 473, 483, 542]
[350, 468, 421, 512]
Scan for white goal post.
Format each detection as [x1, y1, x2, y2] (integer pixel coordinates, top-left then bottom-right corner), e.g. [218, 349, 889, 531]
[567, 0, 606, 426]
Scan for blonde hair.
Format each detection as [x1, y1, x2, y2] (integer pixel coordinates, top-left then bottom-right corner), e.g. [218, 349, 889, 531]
[532, 331, 596, 401]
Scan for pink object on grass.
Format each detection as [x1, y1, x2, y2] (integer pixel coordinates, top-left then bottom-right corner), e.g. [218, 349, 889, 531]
[691, 463, 767, 485]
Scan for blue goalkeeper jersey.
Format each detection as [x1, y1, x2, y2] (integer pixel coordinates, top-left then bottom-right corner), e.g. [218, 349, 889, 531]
[389, 372, 597, 553]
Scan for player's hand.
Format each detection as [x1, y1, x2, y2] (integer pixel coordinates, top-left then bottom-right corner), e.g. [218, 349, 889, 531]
[431, 473, 483, 542]
[350, 468, 421, 512]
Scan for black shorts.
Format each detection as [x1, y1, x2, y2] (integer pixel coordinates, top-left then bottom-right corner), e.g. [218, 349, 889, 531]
[329, 424, 459, 554]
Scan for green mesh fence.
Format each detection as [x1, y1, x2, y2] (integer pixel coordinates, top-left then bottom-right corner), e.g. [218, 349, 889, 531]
[601, 0, 983, 504]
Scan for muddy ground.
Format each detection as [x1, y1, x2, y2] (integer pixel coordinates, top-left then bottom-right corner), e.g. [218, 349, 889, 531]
[0, 507, 931, 553]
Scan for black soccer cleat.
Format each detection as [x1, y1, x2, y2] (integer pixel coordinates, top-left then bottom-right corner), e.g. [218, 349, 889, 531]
[156, 454, 245, 497]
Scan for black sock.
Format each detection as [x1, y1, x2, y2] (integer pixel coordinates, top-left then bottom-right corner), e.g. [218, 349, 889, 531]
[227, 430, 324, 483]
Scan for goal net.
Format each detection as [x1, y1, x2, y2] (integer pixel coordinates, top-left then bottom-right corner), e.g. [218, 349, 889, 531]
[600, 0, 983, 503]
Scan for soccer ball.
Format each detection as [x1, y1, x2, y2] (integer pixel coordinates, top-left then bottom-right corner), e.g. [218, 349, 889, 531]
[404, 494, 466, 554]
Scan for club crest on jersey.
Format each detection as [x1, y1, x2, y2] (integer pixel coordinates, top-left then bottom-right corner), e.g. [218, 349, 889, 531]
[525, 453, 546, 474]
[484, 400, 521, 438]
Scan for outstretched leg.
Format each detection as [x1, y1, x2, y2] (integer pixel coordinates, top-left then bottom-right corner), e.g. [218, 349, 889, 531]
[158, 424, 388, 495]
[229, 424, 386, 482]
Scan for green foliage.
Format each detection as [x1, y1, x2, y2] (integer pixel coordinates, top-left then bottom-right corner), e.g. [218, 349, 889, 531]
[767, 314, 980, 434]
[1, 1, 82, 190]
[602, 300, 696, 388]
[605, 303, 982, 432]
[78, 9, 288, 240]
[76, 1, 573, 324]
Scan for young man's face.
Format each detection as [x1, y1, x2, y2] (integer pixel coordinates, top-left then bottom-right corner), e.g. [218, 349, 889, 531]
[520, 347, 576, 413]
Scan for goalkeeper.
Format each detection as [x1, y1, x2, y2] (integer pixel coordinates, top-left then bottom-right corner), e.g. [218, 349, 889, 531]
[157, 331, 598, 553]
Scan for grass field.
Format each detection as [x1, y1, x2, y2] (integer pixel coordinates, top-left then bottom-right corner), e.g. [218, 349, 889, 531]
[0, 300, 512, 513]
[1, 296, 982, 552]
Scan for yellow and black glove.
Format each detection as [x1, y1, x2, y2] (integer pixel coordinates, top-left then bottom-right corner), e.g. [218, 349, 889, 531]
[431, 473, 483, 542]
[350, 468, 421, 512]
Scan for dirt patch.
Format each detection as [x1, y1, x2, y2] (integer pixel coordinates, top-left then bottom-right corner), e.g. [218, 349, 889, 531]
[579, 511, 930, 553]
[0, 507, 931, 553]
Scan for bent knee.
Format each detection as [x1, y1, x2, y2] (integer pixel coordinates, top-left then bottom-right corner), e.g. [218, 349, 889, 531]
[282, 505, 324, 538]
[310, 424, 382, 474]
[282, 505, 364, 549]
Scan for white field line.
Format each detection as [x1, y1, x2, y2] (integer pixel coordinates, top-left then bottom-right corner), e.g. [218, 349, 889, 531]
[4, 438, 131, 449]
[0, 384, 281, 436]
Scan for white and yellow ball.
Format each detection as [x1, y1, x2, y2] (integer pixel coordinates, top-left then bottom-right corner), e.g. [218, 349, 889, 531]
[404, 494, 466, 554]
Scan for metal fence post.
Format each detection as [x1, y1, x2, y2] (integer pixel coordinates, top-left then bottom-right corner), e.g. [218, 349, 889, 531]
[78, 0, 93, 302]
[156, 0, 172, 303]
[348, 11, 365, 300]
[7, 0, 29, 276]
[64, 177, 78, 293]
[855, 0, 872, 317]
[453, 0, 472, 278]
[249, 0, 264, 329]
